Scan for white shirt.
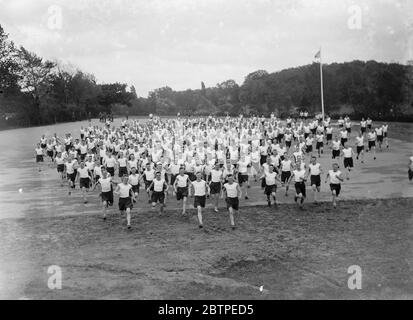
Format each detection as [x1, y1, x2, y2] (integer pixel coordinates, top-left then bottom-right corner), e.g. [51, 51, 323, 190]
[175, 174, 189, 188]
[192, 180, 207, 196]
[309, 163, 321, 176]
[99, 177, 112, 192]
[224, 182, 238, 198]
[118, 183, 132, 198]
[281, 160, 292, 172]
[356, 137, 364, 147]
[153, 179, 166, 192]
[329, 170, 342, 184]
[265, 172, 278, 186]
[343, 148, 353, 158]
[128, 174, 140, 186]
[293, 170, 306, 182]
[78, 167, 90, 179]
[211, 169, 223, 183]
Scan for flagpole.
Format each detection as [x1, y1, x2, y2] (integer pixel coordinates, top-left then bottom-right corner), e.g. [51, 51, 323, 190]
[319, 47, 325, 122]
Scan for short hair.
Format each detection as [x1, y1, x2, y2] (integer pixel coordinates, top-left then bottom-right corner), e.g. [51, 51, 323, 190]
[227, 174, 233, 178]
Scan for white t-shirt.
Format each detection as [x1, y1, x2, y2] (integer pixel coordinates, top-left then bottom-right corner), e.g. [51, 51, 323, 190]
[175, 174, 189, 188]
[265, 172, 278, 186]
[329, 170, 342, 184]
[99, 177, 112, 192]
[293, 170, 306, 182]
[153, 179, 166, 192]
[224, 182, 238, 198]
[118, 183, 132, 198]
[128, 174, 140, 186]
[309, 163, 321, 176]
[192, 180, 207, 196]
[342, 148, 353, 158]
[281, 160, 292, 172]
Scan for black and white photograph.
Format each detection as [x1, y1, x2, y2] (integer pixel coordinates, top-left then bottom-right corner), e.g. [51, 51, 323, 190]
[0, 0, 413, 304]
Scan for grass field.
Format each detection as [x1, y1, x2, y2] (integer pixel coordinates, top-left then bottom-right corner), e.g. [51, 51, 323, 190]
[1, 198, 412, 300]
[0, 118, 412, 300]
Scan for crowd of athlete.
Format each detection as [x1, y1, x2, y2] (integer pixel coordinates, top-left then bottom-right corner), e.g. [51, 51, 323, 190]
[34, 114, 392, 230]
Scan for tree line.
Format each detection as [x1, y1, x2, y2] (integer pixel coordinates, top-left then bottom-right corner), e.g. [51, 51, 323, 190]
[1, 24, 412, 130]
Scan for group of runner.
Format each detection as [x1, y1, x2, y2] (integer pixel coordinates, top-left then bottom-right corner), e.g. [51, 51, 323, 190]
[34, 114, 392, 230]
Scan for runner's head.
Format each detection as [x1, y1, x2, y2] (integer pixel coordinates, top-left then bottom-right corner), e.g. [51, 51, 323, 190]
[332, 163, 339, 171]
[196, 172, 202, 181]
[227, 174, 234, 183]
[311, 156, 317, 164]
[131, 167, 136, 174]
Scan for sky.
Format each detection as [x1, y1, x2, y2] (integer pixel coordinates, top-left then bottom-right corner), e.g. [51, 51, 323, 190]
[0, 0, 412, 97]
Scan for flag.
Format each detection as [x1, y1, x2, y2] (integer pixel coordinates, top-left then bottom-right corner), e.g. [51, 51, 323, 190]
[314, 49, 321, 59]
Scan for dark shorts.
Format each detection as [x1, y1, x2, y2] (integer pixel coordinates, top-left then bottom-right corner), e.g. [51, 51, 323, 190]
[47, 150, 54, 158]
[356, 146, 364, 154]
[330, 183, 341, 196]
[377, 135, 383, 142]
[344, 157, 354, 168]
[341, 138, 348, 146]
[384, 132, 388, 138]
[57, 164, 65, 172]
[281, 171, 291, 183]
[226, 197, 239, 211]
[367, 124, 372, 129]
[304, 133, 309, 139]
[151, 191, 165, 204]
[80, 177, 90, 189]
[176, 187, 188, 200]
[36, 155, 44, 163]
[210, 182, 221, 194]
[101, 191, 114, 206]
[346, 128, 351, 133]
[361, 127, 366, 133]
[131, 184, 140, 194]
[194, 195, 206, 208]
[41, 143, 47, 149]
[80, 153, 86, 161]
[409, 169, 413, 181]
[332, 149, 340, 159]
[238, 173, 249, 185]
[294, 182, 306, 197]
[306, 145, 313, 153]
[265, 184, 277, 195]
[106, 167, 115, 177]
[310, 175, 321, 187]
[119, 167, 128, 177]
[316, 142, 324, 150]
[327, 134, 332, 141]
[145, 180, 153, 191]
[118, 197, 133, 211]
[286, 141, 292, 148]
[67, 173, 76, 184]
[368, 141, 376, 149]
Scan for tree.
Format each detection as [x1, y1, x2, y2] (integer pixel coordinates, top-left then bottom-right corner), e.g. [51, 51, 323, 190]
[16, 47, 56, 124]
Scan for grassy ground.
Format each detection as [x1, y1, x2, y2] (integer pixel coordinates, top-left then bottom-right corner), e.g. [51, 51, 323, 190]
[1, 197, 412, 300]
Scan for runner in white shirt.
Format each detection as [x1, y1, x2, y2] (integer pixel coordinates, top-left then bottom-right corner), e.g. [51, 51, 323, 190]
[280, 156, 293, 197]
[237, 154, 250, 200]
[262, 165, 281, 207]
[173, 167, 190, 215]
[34, 143, 44, 172]
[331, 137, 341, 160]
[114, 175, 136, 229]
[147, 171, 168, 215]
[92, 167, 113, 221]
[190, 172, 210, 229]
[76, 161, 92, 204]
[367, 130, 377, 160]
[355, 132, 365, 164]
[65, 156, 78, 195]
[223, 174, 241, 230]
[128, 167, 141, 201]
[209, 163, 223, 213]
[308, 156, 323, 203]
[341, 143, 354, 180]
[55, 152, 66, 185]
[325, 163, 344, 208]
[288, 161, 308, 209]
